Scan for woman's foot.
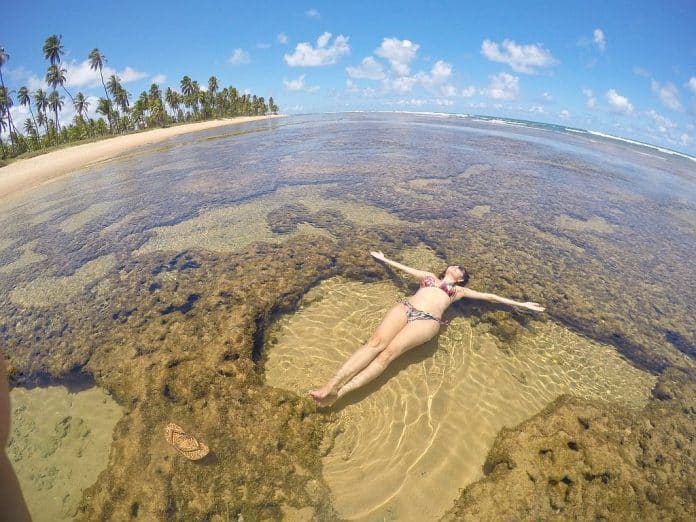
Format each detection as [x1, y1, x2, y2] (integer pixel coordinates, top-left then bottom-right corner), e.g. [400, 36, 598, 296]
[309, 384, 338, 407]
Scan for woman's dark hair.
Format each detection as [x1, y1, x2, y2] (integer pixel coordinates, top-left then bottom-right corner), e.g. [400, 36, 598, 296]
[440, 266, 470, 286]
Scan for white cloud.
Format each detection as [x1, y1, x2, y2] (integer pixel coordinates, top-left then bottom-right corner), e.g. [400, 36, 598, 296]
[284, 32, 350, 66]
[606, 89, 634, 115]
[61, 60, 147, 90]
[305, 8, 320, 18]
[151, 74, 166, 84]
[593, 29, 606, 52]
[117, 67, 147, 83]
[283, 74, 319, 93]
[680, 133, 693, 146]
[346, 56, 385, 80]
[345, 79, 360, 93]
[277, 33, 288, 45]
[582, 88, 597, 109]
[542, 92, 554, 103]
[688, 77, 696, 94]
[559, 109, 571, 120]
[384, 76, 418, 93]
[645, 109, 676, 133]
[413, 60, 456, 96]
[440, 84, 458, 97]
[394, 98, 427, 107]
[480, 72, 519, 100]
[530, 105, 545, 113]
[256, 42, 271, 49]
[461, 86, 476, 97]
[633, 66, 650, 77]
[375, 37, 419, 76]
[650, 79, 682, 111]
[435, 98, 454, 106]
[5, 66, 44, 91]
[481, 39, 557, 74]
[26, 74, 44, 91]
[228, 49, 250, 65]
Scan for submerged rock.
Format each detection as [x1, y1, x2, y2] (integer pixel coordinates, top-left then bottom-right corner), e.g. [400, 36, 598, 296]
[442, 367, 696, 521]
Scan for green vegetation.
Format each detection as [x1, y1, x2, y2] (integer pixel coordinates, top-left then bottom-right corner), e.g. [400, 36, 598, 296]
[0, 36, 280, 160]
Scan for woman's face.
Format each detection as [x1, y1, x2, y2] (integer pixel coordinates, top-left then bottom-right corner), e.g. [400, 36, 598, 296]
[446, 265, 465, 281]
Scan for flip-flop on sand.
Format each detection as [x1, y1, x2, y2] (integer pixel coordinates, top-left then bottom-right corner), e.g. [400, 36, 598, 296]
[164, 422, 209, 460]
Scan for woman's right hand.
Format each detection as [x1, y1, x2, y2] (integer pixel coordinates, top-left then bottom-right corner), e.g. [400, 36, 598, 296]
[370, 251, 386, 262]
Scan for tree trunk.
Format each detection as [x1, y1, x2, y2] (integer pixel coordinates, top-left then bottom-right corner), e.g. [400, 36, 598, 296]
[100, 69, 113, 133]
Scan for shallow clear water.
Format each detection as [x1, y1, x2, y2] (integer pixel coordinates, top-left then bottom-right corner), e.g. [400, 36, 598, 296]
[265, 247, 655, 520]
[1, 113, 694, 520]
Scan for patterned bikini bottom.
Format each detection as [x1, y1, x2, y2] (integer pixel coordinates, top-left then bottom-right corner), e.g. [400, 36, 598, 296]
[401, 301, 447, 325]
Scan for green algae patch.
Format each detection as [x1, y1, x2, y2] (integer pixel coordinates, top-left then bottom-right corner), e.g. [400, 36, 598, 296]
[8, 386, 123, 521]
[134, 185, 403, 255]
[9, 254, 117, 307]
[554, 214, 616, 234]
[0, 240, 48, 274]
[58, 201, 121, 233]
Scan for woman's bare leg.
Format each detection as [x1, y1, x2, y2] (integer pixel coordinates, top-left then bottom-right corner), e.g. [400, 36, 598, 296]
[309, 303, 407, 406]
[336, 320, 440, 401]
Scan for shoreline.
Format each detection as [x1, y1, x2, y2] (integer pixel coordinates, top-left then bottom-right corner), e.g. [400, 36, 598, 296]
[0, 115, 284, 200]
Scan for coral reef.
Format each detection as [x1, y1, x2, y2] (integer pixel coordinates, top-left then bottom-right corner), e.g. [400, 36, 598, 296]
[442, 367, 696, 520]
[1, 113, 694, 518]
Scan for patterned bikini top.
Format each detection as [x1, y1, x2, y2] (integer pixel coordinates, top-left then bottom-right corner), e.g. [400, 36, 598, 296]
[420, 275, 457, 298]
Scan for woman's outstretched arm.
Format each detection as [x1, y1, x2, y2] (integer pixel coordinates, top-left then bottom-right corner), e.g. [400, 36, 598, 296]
[458, 287, 545, 312]
[370, 251, 435, 280]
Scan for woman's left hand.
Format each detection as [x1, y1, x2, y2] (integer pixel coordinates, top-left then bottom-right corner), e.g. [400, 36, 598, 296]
[521, 302, 545, 312]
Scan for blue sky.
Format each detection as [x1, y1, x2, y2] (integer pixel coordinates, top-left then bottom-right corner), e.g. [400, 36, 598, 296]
[3, 0, 696, 155]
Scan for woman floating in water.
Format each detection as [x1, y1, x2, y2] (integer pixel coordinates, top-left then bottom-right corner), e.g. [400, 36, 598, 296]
[309, 251, 545, 407]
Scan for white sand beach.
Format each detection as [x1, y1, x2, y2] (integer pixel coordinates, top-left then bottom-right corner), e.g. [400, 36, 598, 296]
[0, 115, 283, 200]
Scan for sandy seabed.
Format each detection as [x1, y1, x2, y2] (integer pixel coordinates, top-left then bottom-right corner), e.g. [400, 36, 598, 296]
[0, 115, 283, 200]
[8, 386, 123, 521]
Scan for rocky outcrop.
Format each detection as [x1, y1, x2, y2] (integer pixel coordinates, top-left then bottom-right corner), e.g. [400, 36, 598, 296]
[442, 367, 696, 521]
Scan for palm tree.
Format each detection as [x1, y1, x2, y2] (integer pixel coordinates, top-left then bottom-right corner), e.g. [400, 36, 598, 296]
[191, 81, 201, 117]
[0, 115, 7, 155]
[36, 111, 47, 135]
[96, 97, 111, 117]
[73, 92, 90, 122]
[180, 76, 193, 97]
[43, 34, 64, 64]
[0, 47, 17, 147]
[88, 48, 112, 131]
[164, 87, 179, 118]
[34, 88, 49, 135]
[47, 90, 64, 132]
[208, 76, 219, 117]
[18, 86, 39, 133]
[45, 63, 74, 105]
[23, 118, 38, 140]
[0, 46, 10, 88]
[106, 75, 129, 131]
[0, 86, 19, 144]
[180, 76, 193, 117]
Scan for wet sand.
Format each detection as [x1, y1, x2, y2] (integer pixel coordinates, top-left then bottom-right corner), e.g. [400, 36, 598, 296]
[7, 386, 123, 521]
[0, 115, 283, 200]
